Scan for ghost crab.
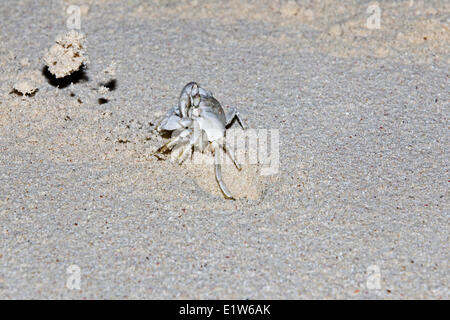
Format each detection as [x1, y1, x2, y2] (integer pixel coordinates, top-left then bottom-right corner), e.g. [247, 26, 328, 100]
[153, 82, 246, 199]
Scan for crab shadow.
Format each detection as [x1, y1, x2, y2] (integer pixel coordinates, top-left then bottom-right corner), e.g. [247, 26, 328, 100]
[100, 79, 117, 91]
[42, 66, 89, 89]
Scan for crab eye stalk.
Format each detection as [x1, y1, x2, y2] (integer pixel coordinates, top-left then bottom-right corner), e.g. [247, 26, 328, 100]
[191, 83, 199, 96]
[192, 95, 201, 107]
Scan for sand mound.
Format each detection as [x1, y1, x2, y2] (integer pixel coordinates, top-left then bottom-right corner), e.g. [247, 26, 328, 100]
[43, 30, 88, 78]
[11, 70, 42, 96]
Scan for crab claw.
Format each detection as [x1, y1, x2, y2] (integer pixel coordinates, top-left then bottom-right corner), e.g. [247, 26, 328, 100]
[159, 115, 193, 132]
[159, 114, 182, 131]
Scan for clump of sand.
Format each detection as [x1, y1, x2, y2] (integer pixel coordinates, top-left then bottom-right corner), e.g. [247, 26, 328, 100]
[11, 70, 41, 96]
[102, 61, 116, 77]
[43, 30, 88, 78]
[19, 57, 30, 67]
[98, 85, 109, 96]
[327, 24, 343, 37]
[96, 61, 117, 103]
[12, 80, 37, 96]
[279, 0, 300, 16]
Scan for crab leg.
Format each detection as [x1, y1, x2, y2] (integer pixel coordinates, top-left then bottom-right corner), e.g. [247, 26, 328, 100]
[153, 128, 191, 155]
[153, 137, 177, 155]
[221, 142, 241, 170]
[178, 143, 193, 165]
[178, 121, 205, 165]
[225, 106, 246, 130]
[213, 142, 235, 200]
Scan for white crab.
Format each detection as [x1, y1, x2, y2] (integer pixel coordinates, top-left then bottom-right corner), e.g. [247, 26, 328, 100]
[154, 82, 246, 199]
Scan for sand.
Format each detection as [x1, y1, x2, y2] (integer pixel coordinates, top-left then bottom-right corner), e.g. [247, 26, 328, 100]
[0, 0, 448, 299]
[43, 30, 89, 78]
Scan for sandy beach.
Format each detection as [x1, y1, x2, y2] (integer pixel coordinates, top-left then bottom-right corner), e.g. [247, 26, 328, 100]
[0, 0, 448, 299]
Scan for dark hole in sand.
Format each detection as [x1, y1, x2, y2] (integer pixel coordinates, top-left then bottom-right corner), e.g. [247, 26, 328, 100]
[98, 98, 109, 104]
[42, 66, 89, 89]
